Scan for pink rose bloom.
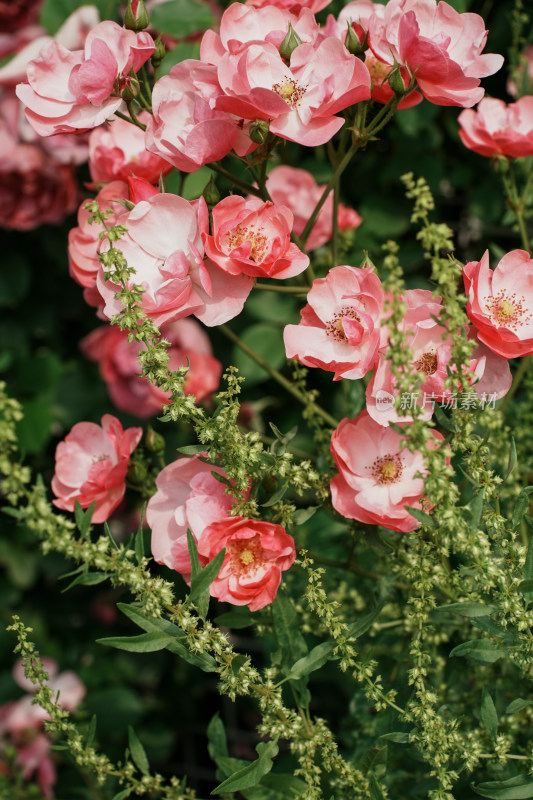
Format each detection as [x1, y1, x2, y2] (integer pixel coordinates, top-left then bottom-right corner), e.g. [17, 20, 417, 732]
[204, 195, 309, 279]
[284, 264, 385, 380]
[214, 36, 370, 146]
[96, 192, 253, 327]
[330, 410, 446, 532]
[88, 111, 172, 184]
[51, 414, 142, 523]
[196, 517, 296, 611]
[145, 59, 254, 173]
[245, 0, 330, 15]
[68, 179, 130, 309]
[80, 318, 222, 417]
[265, 165, 362, 251]
[146, 455, 238, 581]
[16, 20, 155, 136]
[366, 0, 503, 108]
[464, 249, 533, 358]
[458, 96, 533, 158]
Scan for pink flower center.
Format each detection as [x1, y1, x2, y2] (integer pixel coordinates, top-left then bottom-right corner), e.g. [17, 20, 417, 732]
[364, 54, 393, 85]
[370, 453, 403, 484]
[273, 77, 307, 108]
[92, 454, 110, 463]
[486, 290, 532, 330]
[413, 352, 438, 376]
[226, 224, 268, 262]
[229, 535, 265, 576]
[325, 309, 361, 341]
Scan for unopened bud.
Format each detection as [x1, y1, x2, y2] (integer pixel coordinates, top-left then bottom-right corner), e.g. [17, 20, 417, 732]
[344, 22, 367, 59]
[279, 23, 302, 60]
[124, 0, 150, 32]
[128, 460, 148, 484]
[249, 119, 270, 145]
[202, 175, 220, 207]
[387, 65, 408, 96]
[151, 35, 166, 69]
[145, 426, 165, 454]
[121, 77, 141, 102]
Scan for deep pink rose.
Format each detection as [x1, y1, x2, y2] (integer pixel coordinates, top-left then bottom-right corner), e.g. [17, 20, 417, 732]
[68, 179, 130, 309]
[146, 455, 238, 581]
[96, 192, 253, 327]
[80, 318, 222, 417]
[366, 0, 503, 108]
[214, 36, 370, 146]
[265, 165, 361, 251]
[145, 59, 253, 173]
[330, 410, 446, 532]
[51, 414, 142, 523]
[88, 111, 172, 184]
[458, 96, 533, 158]
[204, 195, 309, 279]
[464, 249, 533, 358]
[284, 264, 385, 380]
[196, 517, 296, 611]
[16, 20, 155, 136]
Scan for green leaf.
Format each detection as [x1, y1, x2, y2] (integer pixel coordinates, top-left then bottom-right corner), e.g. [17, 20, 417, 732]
[207, 713, 228, 762]
[214, 608, 254, 629]
[512, 487, 533, 529]
[187, 529, 201, 582]
[404, 505, 435, 528]
[346, 605, 384, 640]
[432, 401, 455, 432]
[505, 437, 518, 481]
[112, 790, 132, 800]
[518, 580, 533, 594]
[61, 571, 109, 592]
[150, 0, 214, 39]
[159, 41, 200, 75]
[481, 688, 498, 739]
[232, 324, 286, 386]
[292, 507, 318, 526]
[104, 521, 119, 551]
[466, 490, 484, 533]
[176, 444, 206, 455]
[450, 640, 507, 663]
[86, 715, 97, 747]
[187, 548, 226, 618]
[379, 732, 410, 744]
[369, 774, 386, 800]
[135, 505, 146, 564]
[523, 534, 533, 583]
[97, 632, 174, 653]
[40, 0, 113, 33]
[128, 726, 150, 775]
[286, 642, 333, 680]
[74, 500, 95, 536]
[506, 699, 533, 714]
[212, 740, 278, 795]
[261, 479, 289, 507]
[435, 601, 496, 618]
[473, 775, 533, 798]
[271, 590, 309, 707]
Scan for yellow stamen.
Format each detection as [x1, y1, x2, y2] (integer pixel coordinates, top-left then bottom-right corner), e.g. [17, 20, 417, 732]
[239, 549, 254, 566]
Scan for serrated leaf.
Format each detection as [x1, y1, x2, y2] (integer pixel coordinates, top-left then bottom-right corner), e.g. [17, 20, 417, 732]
[128, 726, 150, 775]
[404, 505, 435, 528]
[481, 688, 498, 739]
[512, 487, 533, 529]
[505, 437, 517, 481]
[97, 632, 174, 653]
[212, 740, 278, 795]
[207, 712, 228, 762]
[435, 601, 496, 618]
[286, 642, 333, 680]
[472, 774, 533, 798]
[506, 699, 533, 714]
[450, 639, 507, 663]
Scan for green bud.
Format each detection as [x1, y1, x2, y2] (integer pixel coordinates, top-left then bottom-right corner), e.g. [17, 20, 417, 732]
[202, 175, 221, 207]
[249, 119, 270, 145]
[344, 22, 367, 60]
[145, 426, 165, 454]
[151, 35, 166, 69]
[121, 77, 141, 102]
[279, 23, 302, 60]
[124, 0, 150, 32]
[128, 460, 148, 484]
[387, 65, 408, 97]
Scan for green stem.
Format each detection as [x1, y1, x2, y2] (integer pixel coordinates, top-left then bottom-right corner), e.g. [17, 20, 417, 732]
[500, 355, 532, 412]
[507, 159, 531, 252]
[254, 282, 308, 295]
[332, 176, 340, 267]
[219, 324, 339, 428]
[208, 162, 263, 198]
[126, 101, 146, 130]
[115, 109, 146, 130]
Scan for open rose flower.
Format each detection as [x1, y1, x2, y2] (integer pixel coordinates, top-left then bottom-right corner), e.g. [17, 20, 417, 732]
[96, 192, 253, 326]
[196, 517, 296, 611]
[204, 195, 309, 279]
[245, 0, 330, 15]
[464, 249, 533, 358]
[16, 20, 155, 136]
[146, 455, 239, 580]
[81, 318, 222, 417]
[51, 414, 142, 523]
[366, 0, 504, 108]
[458, 96, 533, 158]
[330, 410, 447, 532]
[265, 165, 361, 251]
[284, 264, 385, 380]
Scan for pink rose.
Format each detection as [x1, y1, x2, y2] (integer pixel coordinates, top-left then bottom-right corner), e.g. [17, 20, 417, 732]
[284, 264, 385, 380]
[204, 195, 309, 279]
[80, 318, 222, 417]
[366, 0, 504, 108]
[265, 165, 361, 251]
[330, 410, 446, 532]
[96, 192, 253, 327]
[146, 455, 238, 581]
[245, 0, 330, 15]
[16, 20, 155, 136]
[88, 111, 172, 184]
[51, 414, 142, 523]
[463, 249, 533, 358]
[196, 517, 296, 611]
[214, 36, 371, 146]
[458, 96, 533, 158]
[68, 179, 130, 309]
